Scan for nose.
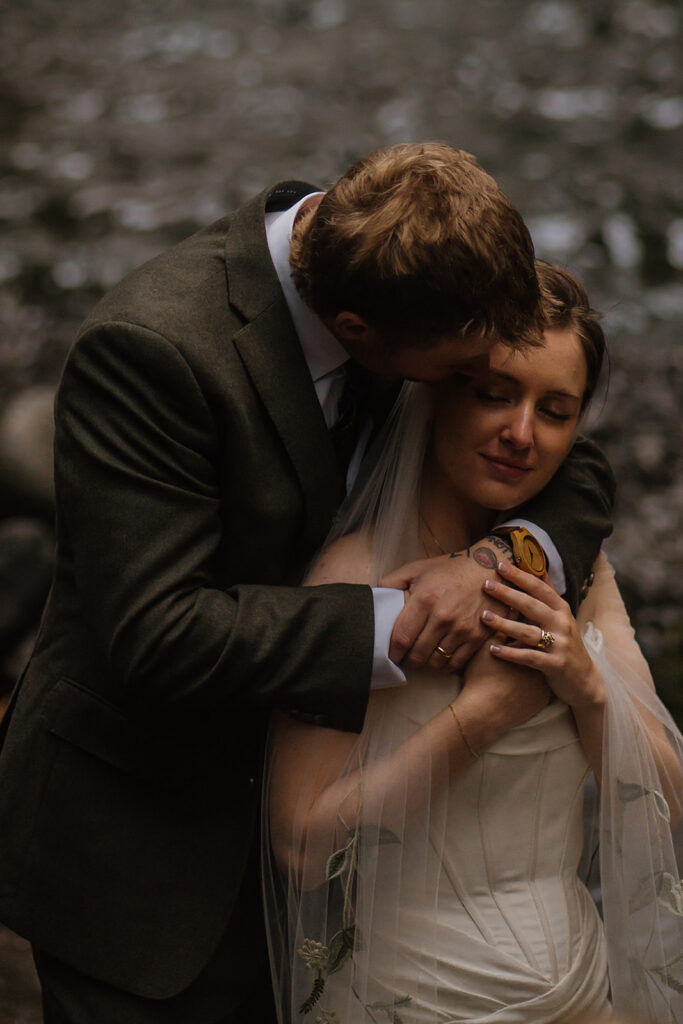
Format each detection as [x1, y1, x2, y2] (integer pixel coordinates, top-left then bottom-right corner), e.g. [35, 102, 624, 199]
[501, 403, 534, 449]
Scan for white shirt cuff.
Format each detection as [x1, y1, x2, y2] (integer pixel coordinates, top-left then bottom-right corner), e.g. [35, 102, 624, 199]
[498, 518, 567, 595]
[370, 587, 406, 689]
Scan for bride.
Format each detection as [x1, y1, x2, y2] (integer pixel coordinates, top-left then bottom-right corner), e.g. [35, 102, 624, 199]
[262, 263, 683, 1024]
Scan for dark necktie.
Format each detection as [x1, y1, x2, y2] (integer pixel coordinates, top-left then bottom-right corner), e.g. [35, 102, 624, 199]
[330, 362, 367, 478]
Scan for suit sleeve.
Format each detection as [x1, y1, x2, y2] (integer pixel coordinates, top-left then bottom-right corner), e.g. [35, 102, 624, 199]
[54, 321, 372, 731]
[504, 435, 616, 613]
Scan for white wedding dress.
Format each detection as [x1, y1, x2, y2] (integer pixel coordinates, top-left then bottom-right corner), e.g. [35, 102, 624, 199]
[325, 679, 610, 1022]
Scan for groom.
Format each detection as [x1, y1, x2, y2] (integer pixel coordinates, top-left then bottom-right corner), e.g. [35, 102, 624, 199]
[0, 143, 613, 1022]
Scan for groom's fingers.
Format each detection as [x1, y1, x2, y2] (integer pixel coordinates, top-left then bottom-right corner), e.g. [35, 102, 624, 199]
[388, 552, 511, 671]
[388, 600, 430, 664]
[390, 602, 478, 672]
[447, 640, 479, 673]
[395, 612, 473, 674]
[422, 627, 485, 673]
[407, 623, 463, 671]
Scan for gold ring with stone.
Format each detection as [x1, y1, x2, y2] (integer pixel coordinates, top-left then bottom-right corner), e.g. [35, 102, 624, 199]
[536, 630, 555, 650]
[436, 645, 453, 660]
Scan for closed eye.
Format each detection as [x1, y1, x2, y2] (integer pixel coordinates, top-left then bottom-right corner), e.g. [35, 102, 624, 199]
[540, 408, 572, 422]
[476, 389, 510, 404]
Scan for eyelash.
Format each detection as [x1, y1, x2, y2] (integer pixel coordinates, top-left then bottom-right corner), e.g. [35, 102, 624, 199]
[476, 389, 507, 404]
[542, 409, 571, 423]
[476, 391, 571, 423]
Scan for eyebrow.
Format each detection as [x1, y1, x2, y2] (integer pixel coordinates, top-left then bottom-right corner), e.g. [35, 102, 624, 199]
[487, 369, 582, 402]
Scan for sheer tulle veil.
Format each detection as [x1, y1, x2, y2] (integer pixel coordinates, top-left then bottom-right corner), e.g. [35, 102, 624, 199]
[327, 381, 435, 583]
[262, 383, 683, 1024]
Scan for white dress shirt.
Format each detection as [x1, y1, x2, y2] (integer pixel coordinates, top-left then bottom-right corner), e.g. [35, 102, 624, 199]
[265, 195, 565, 690]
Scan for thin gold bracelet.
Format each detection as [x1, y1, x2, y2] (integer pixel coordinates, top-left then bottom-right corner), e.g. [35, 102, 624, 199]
[448, 702, 480, 760]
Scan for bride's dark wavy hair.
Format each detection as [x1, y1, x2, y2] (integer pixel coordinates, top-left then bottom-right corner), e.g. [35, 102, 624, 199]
[536, 261, 607, 412]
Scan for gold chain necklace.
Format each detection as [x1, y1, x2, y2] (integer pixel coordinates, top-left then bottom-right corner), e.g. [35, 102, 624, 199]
[419, 510, 447, 556]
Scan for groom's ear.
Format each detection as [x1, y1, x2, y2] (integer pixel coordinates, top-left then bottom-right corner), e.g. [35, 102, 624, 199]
[330, 312, 377, 347]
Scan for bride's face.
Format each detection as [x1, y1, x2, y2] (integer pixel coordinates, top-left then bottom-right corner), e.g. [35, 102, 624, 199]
[430, 327, 587, 513]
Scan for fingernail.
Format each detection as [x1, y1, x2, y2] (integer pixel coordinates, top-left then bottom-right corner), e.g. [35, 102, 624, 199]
[490, 644, 501, 653]
[497, 561, 509, 572]
[484, 579, 495, 591]
[481, 610, 494, 622]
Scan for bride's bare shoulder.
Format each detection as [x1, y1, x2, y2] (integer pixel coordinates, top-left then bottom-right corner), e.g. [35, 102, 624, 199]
[305, 532, 374, 586]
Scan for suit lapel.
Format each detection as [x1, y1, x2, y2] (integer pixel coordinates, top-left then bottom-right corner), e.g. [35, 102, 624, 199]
[224, 185, 343, 547]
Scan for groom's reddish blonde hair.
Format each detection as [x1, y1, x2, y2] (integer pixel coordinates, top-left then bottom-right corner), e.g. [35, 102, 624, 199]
[291, 142, 542, 349]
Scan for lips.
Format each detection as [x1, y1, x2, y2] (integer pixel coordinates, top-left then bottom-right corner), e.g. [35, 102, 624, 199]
[480, 453, 534, 481]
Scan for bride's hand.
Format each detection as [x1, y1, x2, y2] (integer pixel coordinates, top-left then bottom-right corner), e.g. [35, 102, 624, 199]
[480, 562, 605, 709]
[456, 634, 552, 747]
[380, 539, 515, 673]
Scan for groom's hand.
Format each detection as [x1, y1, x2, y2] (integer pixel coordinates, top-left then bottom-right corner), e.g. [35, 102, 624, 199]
[380, 536, 515, 673]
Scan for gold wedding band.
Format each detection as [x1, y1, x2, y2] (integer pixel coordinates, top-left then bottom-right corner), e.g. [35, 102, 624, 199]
[436, 645, 453, 660]
[536, 629, 555, 650]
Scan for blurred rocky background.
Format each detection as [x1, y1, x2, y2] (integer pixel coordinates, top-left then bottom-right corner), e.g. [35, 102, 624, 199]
[0, 0, 681, 1013]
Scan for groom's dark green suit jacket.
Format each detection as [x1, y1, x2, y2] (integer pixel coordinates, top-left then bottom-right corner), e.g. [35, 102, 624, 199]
[0, 182, 614, 1000]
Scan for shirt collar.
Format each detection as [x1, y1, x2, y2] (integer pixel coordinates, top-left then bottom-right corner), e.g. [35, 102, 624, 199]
[265, 193, 348, 383]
